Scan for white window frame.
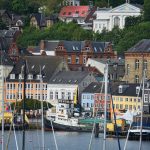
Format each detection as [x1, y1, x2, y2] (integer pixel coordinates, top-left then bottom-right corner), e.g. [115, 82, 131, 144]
[10, 74, 15, 79]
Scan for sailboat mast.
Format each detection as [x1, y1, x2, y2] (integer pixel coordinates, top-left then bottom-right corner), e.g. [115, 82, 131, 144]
[22, 59, 26, 150]
[103, 64, 108, 150]
[40, 66, 45, 150]
[1, 64, 5, 150]
[139, 70, 145, 150]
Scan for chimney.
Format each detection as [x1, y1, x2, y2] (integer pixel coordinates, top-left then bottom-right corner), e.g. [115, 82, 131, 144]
[40, 40, 45, 50]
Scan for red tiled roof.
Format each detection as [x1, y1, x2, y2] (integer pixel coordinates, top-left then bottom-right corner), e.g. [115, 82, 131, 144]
[59, 6, 90, 18]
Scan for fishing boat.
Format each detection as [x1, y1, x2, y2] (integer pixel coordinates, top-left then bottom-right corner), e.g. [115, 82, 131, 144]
[44, 100, 93, 132]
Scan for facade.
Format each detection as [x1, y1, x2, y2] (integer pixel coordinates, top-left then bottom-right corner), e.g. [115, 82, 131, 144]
[93, 2, 142, 33]
[5, 56, 69, 104]
[30, 13, 57, 29]
[86, 58, 125, 81]
[0, 52, 14, 112]
[111, 84, 142, 118]
[47, 70, 96, 105]
[124, 39, 150, 83]
[55, 40, 117, 70]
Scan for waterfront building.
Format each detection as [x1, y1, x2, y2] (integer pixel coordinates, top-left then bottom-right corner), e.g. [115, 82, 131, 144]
[93, 2, 142, 33]
[47, 70, 96, 105]
[5, 56, 68, 104]
[124, 39, 150, 83]
[86, 58, 124, 81]
[111, 83, 142, 119]
[0, 52, 14, 112]
[55, 40, 117, 70]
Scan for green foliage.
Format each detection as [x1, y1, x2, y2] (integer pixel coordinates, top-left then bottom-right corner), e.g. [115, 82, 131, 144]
[11, 99, 53, 111]
[144, 0, 150, 21]
[125, 16, 143, 28]
[17, 22, 93, 48]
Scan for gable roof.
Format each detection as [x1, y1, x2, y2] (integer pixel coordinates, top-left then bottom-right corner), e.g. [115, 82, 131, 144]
[127, 39, 150, 53]
[49, 70, 90, 84]
[7, 56, 66, 82]
[110, 3, 142, 13]
[60, 40, 110, 53]
[59, 6, 89, 18]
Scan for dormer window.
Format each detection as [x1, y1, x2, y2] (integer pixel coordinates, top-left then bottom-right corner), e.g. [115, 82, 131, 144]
[85, 47, 90, 51]
[118, 85, 122, 93]
[19, 74, 24, 79]
[37, 74, 42, 80]
[136, 86, 140, 95]
[10, 74, 15, 79]
[28, 74, 33, 80]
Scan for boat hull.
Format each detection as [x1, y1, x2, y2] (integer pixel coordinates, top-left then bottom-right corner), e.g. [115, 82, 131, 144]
[44, 117, 93, 132]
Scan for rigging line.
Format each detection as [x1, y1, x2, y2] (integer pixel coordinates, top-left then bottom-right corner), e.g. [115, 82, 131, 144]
[123, 76, 143, 150]
[88, 73, 105, 150]
[111, 90, 121, 150]
[46, 102, 59, 150]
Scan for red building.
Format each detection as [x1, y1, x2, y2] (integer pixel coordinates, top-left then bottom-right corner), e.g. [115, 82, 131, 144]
[55, 40, 117, 70]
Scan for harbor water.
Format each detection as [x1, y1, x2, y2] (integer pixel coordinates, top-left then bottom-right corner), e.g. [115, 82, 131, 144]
[0, 130, 150, 150]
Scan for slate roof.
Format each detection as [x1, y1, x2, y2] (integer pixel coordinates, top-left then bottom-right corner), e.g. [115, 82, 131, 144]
[82, 82, 105, 93]
[49, 70, 90, 84]
[7, 56, 65, 82]
[0, 52, 14, 66]
[112, 83, 142, 97]
[127, 39, 150, 53]
[62, 40, 110, 53]
[59, 6, 89, 18]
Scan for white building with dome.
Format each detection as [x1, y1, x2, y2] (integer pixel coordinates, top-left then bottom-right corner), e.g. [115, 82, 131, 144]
[93, 2, 142, 33]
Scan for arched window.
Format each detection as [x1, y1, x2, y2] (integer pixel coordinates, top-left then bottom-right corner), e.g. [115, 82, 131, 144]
[135, 59, 139, 69]
[114, 16, 120, 27]
[135, 75, 139, 83]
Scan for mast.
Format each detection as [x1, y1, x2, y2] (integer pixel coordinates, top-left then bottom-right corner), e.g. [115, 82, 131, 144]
[103, 64, 108, 150]
[22, 59, 26, 150]
[40, 66, 45, 150]
[1, 62, 4, 150]
[139, 69, 145, 150]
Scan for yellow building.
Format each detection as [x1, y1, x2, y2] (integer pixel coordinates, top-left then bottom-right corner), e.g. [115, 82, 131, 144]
[111, 84, 142, 119]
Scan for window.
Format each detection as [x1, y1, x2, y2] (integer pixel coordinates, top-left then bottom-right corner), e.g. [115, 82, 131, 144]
[28, 74, 33, 79]
[67, 56, 71, 64]
[125, 105, 128, 110]
[136, 86, 140, 95]
[68, 12, 71, 15]
[61, 92, 65, 99]
[19, 74, 24, 79]
[120, 104, 123, 109]
[135, 59, 139, 69]
[129, 105, 132, 110]
[37, 74, 42, 80]
[135, 75, 139, 83]
[144, 94, 148, 102]
[83, 56, 86, 64]
[144, 60, 147, 70]
[116, 104, 119, 109]
[114, 16, 120, 27]
[125, 98, 128, 101]
[75, 56, 79, 64]
[126, 64, 130, 75]
[50, 91, 53, 99]
[118, 85, 122, 93]
[67, 92, 71, 100]
[85, 47, 90, 51]
[10, 74, 15, 79]
[120, 97, 123, 101]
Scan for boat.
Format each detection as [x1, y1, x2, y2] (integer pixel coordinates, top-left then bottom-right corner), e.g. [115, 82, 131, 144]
[44, 98, 97, 132]
[0, 111, 29, 130]
[129, 115, 150, 140]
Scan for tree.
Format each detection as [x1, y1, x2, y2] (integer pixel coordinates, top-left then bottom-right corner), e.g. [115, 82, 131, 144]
[125, 16, 143, 28]
[144, 0, 150, 21]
